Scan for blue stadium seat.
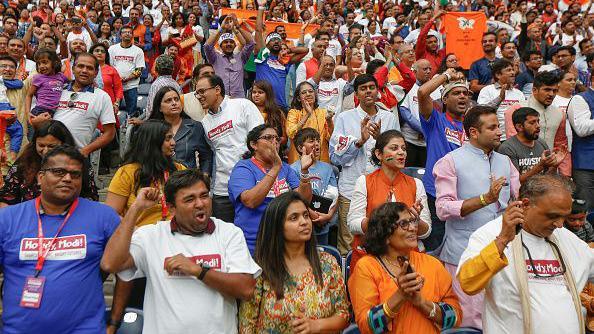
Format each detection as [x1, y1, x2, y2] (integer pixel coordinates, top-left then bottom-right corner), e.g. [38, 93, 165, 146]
[318, 245, 342, 270]
[345, 250, 353, 282]
[137, 83, 151, 96]
[105, 308, 144, 334]
[402, 167, 426, 180]
[441, 327, 482, 333]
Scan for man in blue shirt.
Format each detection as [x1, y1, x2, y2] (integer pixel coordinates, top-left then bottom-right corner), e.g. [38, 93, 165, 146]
[418, 67, 470, 252]
[469, 31, 498, 98]
[0, 145, 119, 334]
[254, 0, 308, 111]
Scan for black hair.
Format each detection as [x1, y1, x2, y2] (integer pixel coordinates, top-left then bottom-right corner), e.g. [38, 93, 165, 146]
[551, 45, 576, 57]
[33, 48, 62, 74]
[40, 144, 85, 170]
[349, 23, 363, 33]
[354, 73, 378, 91]
[491, 58, 514, 79]
[164, 169, 211, 205]
[149, 86, 186, 121]
[579, 38, 591, 52]
[483, 31, 497, 39]
[254, 191, 322, 299]
[437, 53, 456, 74]
[0, 55, 17, 67]
[89, 43, 110, 65]
[251, 80, 285, 141]
[294, 127, 320, 155]
[463, 105, 497, 137]
[124, 120, 177, 192]
[571, 194, 588, 214]
[120, 25, 134, 33]
[202, 75, 225, 97]
[587, 53, 594, 64]
[242, 124, 272, 159]
[155, 55, 174, 75]
[290, 81, 319, 110]
[366, 59, 386, 76]
[512, 107, 540, 126]
[522, 50, 542, 62]
[193, 63, 214, 79]
[364, 202, 410, 256]
[315, 30, 331, 40]
[371, 129, 406, 166]
[74, 52, 99, 71]
[533, 70, 562, 88]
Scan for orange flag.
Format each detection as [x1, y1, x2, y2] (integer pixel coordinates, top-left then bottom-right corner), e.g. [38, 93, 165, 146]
[242, 20, 320, 40]
[443, 12, 487, 69]
[221, 8, 258, 20]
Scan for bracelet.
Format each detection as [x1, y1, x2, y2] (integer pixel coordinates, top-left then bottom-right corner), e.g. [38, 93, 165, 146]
[443, 72, 452, 82]
[429, 302, 437, 319]
[299, 171, 310, 179]
[383, 302, 396, 318]
[479, 194, 488, 206]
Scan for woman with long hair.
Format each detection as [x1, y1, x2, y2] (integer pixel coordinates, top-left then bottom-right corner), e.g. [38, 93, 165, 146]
[149, 86, 213, 173]
[228, 124, 313, 254]
[166, 12, 197, 83]
[110, 17, 123, 45]
[436, 53, 460, 75]
[349, 202, 461, 334]
[97, 21, 113, 47]
[0, 120, 98, 206]
[286, 81, 333, 163]
[105, 120, 185, 226]
[251, 80, 288, 150]
[239, 191, 350, 333]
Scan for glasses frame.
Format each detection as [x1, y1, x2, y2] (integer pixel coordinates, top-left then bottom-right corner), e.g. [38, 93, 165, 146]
[194, 86, 215, 97]
[258, 134, 280, 143]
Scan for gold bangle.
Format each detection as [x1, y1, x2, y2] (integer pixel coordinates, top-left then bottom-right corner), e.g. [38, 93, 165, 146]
[480, 194, 488, 206]
[383, 302, 396, 318]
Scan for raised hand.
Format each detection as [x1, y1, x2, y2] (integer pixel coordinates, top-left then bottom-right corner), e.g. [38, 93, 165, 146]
[498, 201, 525, 244]
[485, 176, 507, 204]
[368, 118, 381, 139]
[359, 117, 371, 145]
[133, 187, 161, 211]
[164, 253, 201, 277]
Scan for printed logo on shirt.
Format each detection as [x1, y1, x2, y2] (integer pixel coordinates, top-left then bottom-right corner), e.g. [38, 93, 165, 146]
[58, 100, 90, 111]
[207, 120, 234, 141]
[266, 178, 290, 198]
[164, 254, 222, 277]
[444, 128, 465, 146]
[266, 58, 286, 71]
[500, 99, 520, 109]
[318, 88, 339, 97]
[113, 55, 135, 62]
[336, 136, 352, 153]
[19, 234, 87, 261]
[525, 259, 566, 285]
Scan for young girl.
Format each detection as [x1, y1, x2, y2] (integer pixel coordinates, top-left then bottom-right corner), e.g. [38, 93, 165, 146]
[25, 48, 68, 117]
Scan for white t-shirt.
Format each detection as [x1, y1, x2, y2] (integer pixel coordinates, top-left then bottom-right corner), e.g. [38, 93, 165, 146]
[477, 84, 526, 140]
[192, 25, 204, 52]
[458, 216, 594, 334]
[551, 95, 573, 151]
[53, 87, 116, 148]
[382, 17, 397, 31]
[305, 34, 342, 60]
[313, 78, 348, 116]
[403, 28, 441, 46]
[201, 96, 264, 196]
[108, 43, 146, 91]
[400, 83, 441, 147]
[118, 218, 261, 334]
[339, 24, 350, 41]
[66, 30, 93, 52]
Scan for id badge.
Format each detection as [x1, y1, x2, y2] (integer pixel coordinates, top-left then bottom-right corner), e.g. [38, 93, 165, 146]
[20, 276, 45, 308]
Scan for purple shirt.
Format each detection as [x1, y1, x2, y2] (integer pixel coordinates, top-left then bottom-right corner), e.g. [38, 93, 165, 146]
[32, 73, 68, 109]
[203, 41, 254, 98]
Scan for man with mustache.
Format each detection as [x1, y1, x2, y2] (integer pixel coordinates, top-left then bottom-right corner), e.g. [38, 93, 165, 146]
[101, 169, 260, 334]
[433, 105, 520, 329]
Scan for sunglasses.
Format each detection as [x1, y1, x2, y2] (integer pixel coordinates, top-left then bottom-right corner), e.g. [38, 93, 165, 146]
[68, 92, 79, 108]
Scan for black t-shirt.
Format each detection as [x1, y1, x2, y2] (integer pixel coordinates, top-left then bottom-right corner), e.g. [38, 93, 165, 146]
[498, 136, 549, 175]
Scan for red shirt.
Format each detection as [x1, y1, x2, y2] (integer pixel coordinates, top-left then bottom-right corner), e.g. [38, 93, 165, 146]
[415, 19, 445, 77]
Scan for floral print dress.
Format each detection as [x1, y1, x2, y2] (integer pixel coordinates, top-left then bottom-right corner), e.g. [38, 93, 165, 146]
[239, 252, 350, 333]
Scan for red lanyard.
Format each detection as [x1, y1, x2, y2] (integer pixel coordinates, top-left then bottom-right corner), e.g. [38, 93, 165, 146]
[155, 171, 169, 220]
[34, 197, 79, 277]
[251, 158, 280, 196]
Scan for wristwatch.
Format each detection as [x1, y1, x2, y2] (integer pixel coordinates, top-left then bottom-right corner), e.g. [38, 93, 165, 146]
[197, 263, 210, 281]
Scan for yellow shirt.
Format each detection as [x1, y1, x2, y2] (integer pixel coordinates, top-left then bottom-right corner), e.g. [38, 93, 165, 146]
[107, 162, 186, 226]
[286, 107, 332, 163]
[457, 241, 509, 295]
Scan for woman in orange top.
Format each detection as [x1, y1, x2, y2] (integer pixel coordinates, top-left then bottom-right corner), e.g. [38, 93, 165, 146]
[348, 202, 461, 334]
[347, 130, 431, 268]
[286, 81, 333, 163]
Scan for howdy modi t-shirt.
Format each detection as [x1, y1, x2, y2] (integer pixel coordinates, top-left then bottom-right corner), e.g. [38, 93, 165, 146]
[0, 198, 119, 334]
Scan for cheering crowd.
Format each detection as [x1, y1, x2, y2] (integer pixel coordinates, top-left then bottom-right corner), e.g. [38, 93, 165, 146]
[0, 0, 591, 333]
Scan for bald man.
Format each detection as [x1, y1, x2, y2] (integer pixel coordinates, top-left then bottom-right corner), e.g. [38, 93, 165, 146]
[62, 38, 87, 80]
[398, 59, 441, 167]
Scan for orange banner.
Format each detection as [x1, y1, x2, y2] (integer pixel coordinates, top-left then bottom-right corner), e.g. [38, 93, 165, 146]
[443, 12, 487, 69]
[242, 20, 320, 40]
[221, 8, 258, 20]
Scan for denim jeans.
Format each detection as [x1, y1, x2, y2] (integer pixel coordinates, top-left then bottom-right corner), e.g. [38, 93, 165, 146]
[123, 88, 138, 117]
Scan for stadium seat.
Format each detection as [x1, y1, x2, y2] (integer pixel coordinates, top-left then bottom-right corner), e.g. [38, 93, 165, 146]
[137, 83, 151, 96]
[442, 327, 482, 333]
[105, 308, 144, 334]
[318, 245, 342, 270]
[401, 167, 426, 179]
[345, 250, 353, 282]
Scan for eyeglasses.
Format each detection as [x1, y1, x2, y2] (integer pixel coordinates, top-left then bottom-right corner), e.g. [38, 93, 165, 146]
[41, 167, 83, 179]
[393, 217, 419, 230]
[522, 236, 567, 278]
[68, 92, 79, 108]
[258, 134, 280, 142]
[195, 86, 215, 96]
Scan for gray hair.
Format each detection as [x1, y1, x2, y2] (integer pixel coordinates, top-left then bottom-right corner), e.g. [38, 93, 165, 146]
[397, 43, 414, 55]
[519, 174, 574, 202]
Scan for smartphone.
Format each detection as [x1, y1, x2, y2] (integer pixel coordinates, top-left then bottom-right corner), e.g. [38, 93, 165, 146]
[509, 193, 523, 234]
[397, 256, 414, 274]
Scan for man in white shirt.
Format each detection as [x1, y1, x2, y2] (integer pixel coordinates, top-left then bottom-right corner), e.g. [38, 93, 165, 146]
[339, 11, 356, 41]
[65, 16, 95, 52]
[404, 12, 441, 46]
[31, 53, 116, 157]
[457, 174, 594, 334]
[308, 55, 353, 115]
[7, 38, 35, 80]
[109, 25, 145, 117]
[101, 169, 260, 334]
[195, 75, 264, 223]
[399, 59, 440, 167]
[295, 39, 327, 86]
[478, 59, 526, 140]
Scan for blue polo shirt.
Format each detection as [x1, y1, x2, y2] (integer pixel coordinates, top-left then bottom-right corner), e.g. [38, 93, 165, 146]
[0, 198, 119, 334]
[254, 51, 290, 110]
[420, 110, 466, 197]
[468, 57, 497, 86]
[229, 159, 300, 254]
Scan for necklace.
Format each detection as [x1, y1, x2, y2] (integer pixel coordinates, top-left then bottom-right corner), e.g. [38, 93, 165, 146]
[382, 255, 400, 268]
